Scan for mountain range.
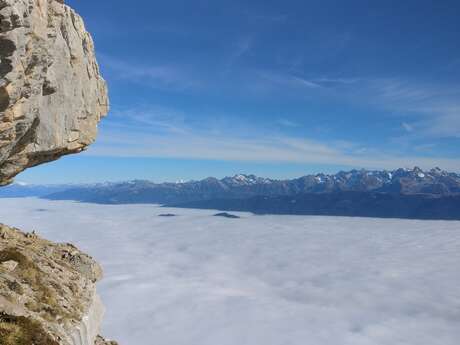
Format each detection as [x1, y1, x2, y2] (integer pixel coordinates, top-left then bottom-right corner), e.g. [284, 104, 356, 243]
[4, 167, 460, 220]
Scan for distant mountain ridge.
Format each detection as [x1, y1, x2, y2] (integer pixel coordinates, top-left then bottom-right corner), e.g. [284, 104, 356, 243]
[44, 167, 460, 201]
[3, 167, 460, 220]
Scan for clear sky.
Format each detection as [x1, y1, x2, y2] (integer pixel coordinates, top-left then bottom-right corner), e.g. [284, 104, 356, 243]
[19, 0, 460, 184]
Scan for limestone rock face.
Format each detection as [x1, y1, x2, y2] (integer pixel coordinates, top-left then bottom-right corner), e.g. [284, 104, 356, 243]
[0, 0, 109, 185]
[0, 224, 117, 345]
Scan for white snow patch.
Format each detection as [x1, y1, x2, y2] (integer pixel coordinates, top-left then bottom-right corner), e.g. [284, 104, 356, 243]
[0, 198, 459, 345]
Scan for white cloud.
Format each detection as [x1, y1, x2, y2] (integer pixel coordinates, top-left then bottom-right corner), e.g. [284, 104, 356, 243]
[89, 121, 460, 171]
[1, 198, 459, 345]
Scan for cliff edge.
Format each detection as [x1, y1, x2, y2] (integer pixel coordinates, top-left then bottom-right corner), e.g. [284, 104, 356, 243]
[0, 0, 113, 344]
[0, 224, 114, 345]
[0, 0, 109, 185]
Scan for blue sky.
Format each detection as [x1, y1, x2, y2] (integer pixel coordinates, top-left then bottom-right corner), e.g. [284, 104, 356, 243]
[20, 0, 460, 183]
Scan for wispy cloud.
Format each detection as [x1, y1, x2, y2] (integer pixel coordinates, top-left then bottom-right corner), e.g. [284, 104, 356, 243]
[109, 106, 188, 134]
[291, 76, 323, 89]
[232, 36, 254, 61]
[224, 35, 255, 70]
[313, 77, 360, 85]
[260, 74, 460, 140]
[401, 122, 414, 133]
[90, 105, 460, 172]
[100, 55, 200, 91]
[361, 79, 460, 139]
[89, 128, 460, 171]
[258, 72, 323, 89]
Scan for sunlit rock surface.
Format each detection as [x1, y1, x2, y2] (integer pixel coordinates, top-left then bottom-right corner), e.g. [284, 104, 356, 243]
[0, 223, 114, 345]
[0, 0, 108, 185]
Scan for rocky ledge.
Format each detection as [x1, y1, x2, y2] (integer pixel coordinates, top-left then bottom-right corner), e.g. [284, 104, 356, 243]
[0, 224, 117, 345]
[0, 0, 109, 185]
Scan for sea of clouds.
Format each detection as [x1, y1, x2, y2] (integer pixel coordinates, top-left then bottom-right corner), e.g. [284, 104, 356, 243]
[1, 198, 459, 345]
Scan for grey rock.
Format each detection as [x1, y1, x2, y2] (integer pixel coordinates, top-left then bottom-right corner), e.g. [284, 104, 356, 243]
[0, 224, 106, 345]
[0, 0, 108, 185]
[0, 259, 17, 271]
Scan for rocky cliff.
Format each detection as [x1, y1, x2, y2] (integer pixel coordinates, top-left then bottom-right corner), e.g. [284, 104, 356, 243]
[0, 0, 112, 344]
[0, 0, 109, 185]
[0, 224, 114, 345]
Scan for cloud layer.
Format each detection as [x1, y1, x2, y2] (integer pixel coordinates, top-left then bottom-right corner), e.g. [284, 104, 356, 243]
[1, 198, 459, 345]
